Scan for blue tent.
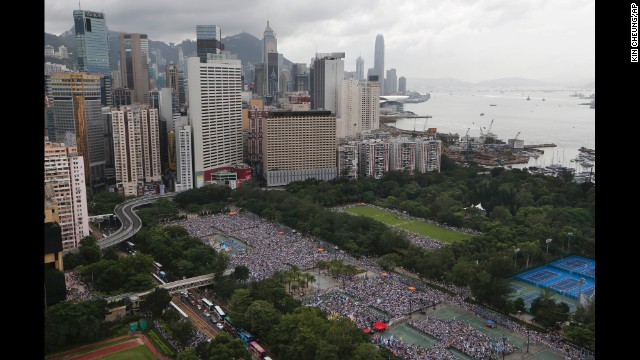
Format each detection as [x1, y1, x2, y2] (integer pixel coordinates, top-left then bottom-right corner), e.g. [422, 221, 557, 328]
[486, 319, 496, 328]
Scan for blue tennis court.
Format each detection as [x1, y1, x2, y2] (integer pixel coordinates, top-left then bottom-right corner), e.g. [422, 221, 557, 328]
[521, 291, 541, 309]
[514, 256, 595, 300]
[522, 269, 560, 283]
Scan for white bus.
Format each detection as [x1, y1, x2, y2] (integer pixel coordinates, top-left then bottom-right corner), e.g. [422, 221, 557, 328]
[213, 305, 225, 321]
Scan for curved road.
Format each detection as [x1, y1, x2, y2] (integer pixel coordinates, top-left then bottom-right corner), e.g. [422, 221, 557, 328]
[64, 192, 177, 254]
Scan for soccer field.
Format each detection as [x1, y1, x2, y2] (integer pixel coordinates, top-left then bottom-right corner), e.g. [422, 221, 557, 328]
[98, 346, 156, 360]
[344, 205, 474, 243]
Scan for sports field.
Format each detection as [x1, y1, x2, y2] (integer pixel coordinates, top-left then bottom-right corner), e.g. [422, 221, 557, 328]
[98, 345, 156, 360]
[344, 205, 474, 243]
[47, 335, 164, 360]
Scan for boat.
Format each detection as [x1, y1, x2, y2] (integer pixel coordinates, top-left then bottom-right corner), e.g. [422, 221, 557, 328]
[480, 113, 484, 116]
[580, 161, 594, 167]
[489, 104, 497, 106]
[526, 96, 531, 100]
[542, 98, 545, 101]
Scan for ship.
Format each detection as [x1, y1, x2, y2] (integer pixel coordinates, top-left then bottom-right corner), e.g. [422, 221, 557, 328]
[526, 96, 531, 100]
[480, 113, 484, 116]
[403, 92, 431, 103]
[489, 104, 497, 106]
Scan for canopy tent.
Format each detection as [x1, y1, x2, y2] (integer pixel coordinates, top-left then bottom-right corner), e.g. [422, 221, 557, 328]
[317, 248, 325, 252]
[363, 328, 371, 333]
[408, 286, 417, 291]
[278, 231, 285, 235]
[229, 211, 237, 215]
[381, 272, 389, 277]
[372, 322, 388, 331]
[486, 320, 496, 328]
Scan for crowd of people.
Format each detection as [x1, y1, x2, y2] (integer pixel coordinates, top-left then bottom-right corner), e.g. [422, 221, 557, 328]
[408, 317, 517, 358]
[372, 334, 458, 360]
[163, 210, 594, 360]
[64, 270, 93, 302]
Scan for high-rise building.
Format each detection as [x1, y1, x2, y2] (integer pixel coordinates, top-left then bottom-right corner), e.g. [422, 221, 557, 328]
[58, 45, 69, 59]
[340, 78, 381, 138]
[374, 34, 385, 95]
[187, 56, 243, 188]
[50, 72, 107, 192]
[263, 21, 277, 64]
[196, 25, 223, 63]
[356, 56, 365, 81]
[119, 33, 150, 104]
[73, 9, 112, 107]
[390, 138, 417, 171]
[111, 105, 161, 196]
[165, 64, 181, 110]
[44, 140, 90, 249]
[175, 119, 193, 192]
[415, 137, 442, 173]
[45, 45, 55, 57]
[398, 76, 407, 95]
[337, 144, 358, 179]
[292, 63, 309, 92]
[311, 52, 345, 115]
[358, 139, 389, 179]
[385, 68, 398, 95]
[267, 52, 280, 97]
[262, 110, 337, 186]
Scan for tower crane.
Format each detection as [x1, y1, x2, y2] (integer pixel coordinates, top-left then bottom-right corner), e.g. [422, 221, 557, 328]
[513, 131, 520, 140]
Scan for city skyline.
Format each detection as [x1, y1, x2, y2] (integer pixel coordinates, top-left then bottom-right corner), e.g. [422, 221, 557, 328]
[45, 0, 595, 84]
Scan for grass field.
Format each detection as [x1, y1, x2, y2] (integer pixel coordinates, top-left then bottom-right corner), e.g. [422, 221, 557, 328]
[47, 336, 138, 360]
[97, 345, 156, 360]
[344, 205, 474, 243]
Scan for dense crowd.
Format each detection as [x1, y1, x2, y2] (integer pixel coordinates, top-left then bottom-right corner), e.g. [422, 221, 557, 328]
[164, 211, 594, 360]
[64, 270, 93, 302]
[372, 334, 457, 360]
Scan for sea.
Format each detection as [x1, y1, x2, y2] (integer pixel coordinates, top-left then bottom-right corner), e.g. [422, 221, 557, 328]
[390, 88, 595, 172]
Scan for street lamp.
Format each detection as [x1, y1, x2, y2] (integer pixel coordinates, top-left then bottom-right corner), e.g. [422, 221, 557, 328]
[567, 232, 574, 253]
[514, 248, 520, 268]
[545, 238, 552, 255]
[502, 334, 507, 360]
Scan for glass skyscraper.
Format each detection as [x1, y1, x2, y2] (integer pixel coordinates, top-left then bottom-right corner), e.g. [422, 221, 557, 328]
[374, 34, 385, 95]
[74, 9, 112, 106]
[196, 25, 223, 63]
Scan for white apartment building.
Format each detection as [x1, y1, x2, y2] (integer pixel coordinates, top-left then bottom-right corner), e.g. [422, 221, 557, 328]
[44, 140, 89, 250]
[175, 121, 193, 192]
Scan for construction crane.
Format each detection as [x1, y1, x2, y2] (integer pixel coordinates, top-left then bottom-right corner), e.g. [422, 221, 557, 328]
[513, 131, 520, 141]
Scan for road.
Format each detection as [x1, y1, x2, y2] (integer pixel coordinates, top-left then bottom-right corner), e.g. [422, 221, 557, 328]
[172, 296, 219, 339]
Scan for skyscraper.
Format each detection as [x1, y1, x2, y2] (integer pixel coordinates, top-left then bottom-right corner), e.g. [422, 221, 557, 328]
[196, 25, 223, 63]
[73, 9, 112, 107]
[111, 105, 161, 196]
[50, 72, 107, 192]
[374, 34, 385, 95]
[119, 33, 150, 104]
[340, 78, 381, 138]
[263, 21, 277, 64]
[385, 68, 397, 95]
[398, 76, 407, 95]
[311, 53, 345, 115]
[356, 56, 365, 81]
[188, 56, 243, 188]
[175, 119, 193, 192]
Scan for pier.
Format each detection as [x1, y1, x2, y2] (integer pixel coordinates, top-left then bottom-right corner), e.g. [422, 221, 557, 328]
[524, 143, 556, 149]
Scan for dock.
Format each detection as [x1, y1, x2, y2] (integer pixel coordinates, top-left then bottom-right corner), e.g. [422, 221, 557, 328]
[524, 144, 556, 149]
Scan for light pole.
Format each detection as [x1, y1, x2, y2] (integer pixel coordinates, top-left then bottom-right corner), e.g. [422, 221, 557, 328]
[545, 238, 552, 255]
[502, 334, 507, 360]
[578, 277, 585, 306]
[408, 286, 416, 318]
[567, 232, 573, 253]
[514, 248, 520, 268]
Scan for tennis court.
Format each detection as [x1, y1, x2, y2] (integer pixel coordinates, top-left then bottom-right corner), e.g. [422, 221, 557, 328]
[514, 256, 595, 300]
[202, 235, 248, 254]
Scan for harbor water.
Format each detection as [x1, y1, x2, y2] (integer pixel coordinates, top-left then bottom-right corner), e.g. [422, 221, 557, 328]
[391, 88, 595, 172]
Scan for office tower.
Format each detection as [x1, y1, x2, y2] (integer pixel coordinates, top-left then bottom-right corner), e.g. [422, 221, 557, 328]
[263, 21, 277, 64]
[337, 144, 358, 179]
[166, 64, 181, 109]
[416, 138, 442, 173]
[247, 109, 266, 163]
[311, 52, 345, 115]
[254, 63, 266, 96]
[111, 105, 161, 196]
[385, 68, 397, 95]
[262, 110, 337, 186]
[50, 72, 107, 192]
[113, 88, 133, 107]
[268, 52, 279, 97]
[73, 9, 113, 107]
[101, 107, 116, 184]
[187, 56, 243, 188]
[358, 140, 389, 179]
[390, 138, 417, 171]
[356, 56, 365, 81]
[292, 63, 309, 92]
[197, 25, 223, 63]
[398, 76, 407, 95]
[374, 34, 385, 95]
[340, 78, 381, 138]
[175, 119, 193, 192]
[119, 33, 150, 104]
[44, 140, 90, 249]
[45, 45, 55, 57]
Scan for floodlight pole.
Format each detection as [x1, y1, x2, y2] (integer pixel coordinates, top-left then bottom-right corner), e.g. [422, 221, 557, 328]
[546, 238, 552, 255]
[514, 248, 520, 268]
[567, 232, 573, 253]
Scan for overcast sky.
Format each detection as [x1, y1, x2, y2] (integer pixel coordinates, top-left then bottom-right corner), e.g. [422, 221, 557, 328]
[45, 0, 595, 84]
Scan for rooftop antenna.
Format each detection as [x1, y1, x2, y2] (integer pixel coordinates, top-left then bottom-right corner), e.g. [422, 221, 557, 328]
[79, 1, 81, 9]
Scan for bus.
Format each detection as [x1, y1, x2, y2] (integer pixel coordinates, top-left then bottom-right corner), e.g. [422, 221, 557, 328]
[123, 241, 135, 252]
[237, 329, 254, 344]
[213, 305, 226, 321]
[201, 298, 215, 311]
[169, 301, 189, 319]
[248, 341, 266, 359]
[153, 261, 163, 273]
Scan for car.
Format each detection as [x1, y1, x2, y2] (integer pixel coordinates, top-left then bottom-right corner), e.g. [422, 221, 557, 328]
[216, 323, 224, 330]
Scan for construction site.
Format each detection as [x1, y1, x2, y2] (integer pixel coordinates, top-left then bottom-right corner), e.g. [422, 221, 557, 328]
[382, 118, 535, 167]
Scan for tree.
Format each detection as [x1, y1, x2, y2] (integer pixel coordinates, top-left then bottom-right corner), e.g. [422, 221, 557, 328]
[513, 297, 526, 314]
[177, 348, 200, 360]
[245, 300, 281, 337]
[170, 320, 195, 347]
[352, 342, 385, 360]
[207, 332, 251, 360]
[141, 287, 171, 318]
[79, 236, 101, 264]
[530, 293, 570, 329]
[229, 288, 254, 329]
[232, 265, 250, 283]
